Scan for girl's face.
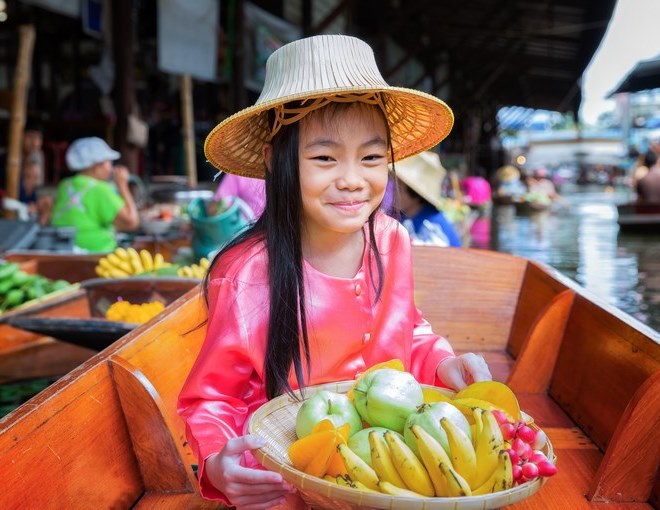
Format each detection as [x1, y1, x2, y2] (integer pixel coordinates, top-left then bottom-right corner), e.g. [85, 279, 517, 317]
[298, 104, 389, 240]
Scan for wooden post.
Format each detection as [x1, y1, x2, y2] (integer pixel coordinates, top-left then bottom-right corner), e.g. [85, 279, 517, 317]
[5, 25, 36, 204]
[180, 74, 197, 188]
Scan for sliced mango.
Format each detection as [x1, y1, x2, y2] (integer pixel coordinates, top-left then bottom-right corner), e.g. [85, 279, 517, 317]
[289, 421, 351, 478]
[422, 386, 454, 404]
[288, 429, 336, 472]
[347, 359, 405, 401]
[453, 381, 522, 421]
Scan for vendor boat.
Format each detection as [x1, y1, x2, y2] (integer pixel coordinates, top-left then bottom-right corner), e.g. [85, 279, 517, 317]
[0, 246, 658, 509]
[617, 202, 660, 233]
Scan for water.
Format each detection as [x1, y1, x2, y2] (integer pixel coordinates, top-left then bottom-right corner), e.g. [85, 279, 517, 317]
[485, 184, 660, 333]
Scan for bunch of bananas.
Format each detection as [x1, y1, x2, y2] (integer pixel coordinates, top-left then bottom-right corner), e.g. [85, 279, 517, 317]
[177, 257, 210, 279]
[95, 248, 170, 278]
[331, 410, 512, 497]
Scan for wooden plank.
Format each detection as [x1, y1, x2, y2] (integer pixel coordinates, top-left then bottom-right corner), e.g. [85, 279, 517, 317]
[550, 295, 660, 452]
[0, 364, 143, 509]
[588, 370, 660, 503]
[508, 262, 570, 359]
[412, 247, 527, 352]
[109, 356, 195, 492]
[507, 289, 575, 393]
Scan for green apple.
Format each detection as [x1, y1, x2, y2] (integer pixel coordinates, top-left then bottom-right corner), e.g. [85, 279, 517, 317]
[347, 426, 404, 467]
[352, 368, 423, 433]
[295, 390, 363, 439]
[403, 402, 471, 457]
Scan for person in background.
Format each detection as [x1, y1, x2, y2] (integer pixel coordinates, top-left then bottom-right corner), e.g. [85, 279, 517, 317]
[460, 174, 491, 210]
[22, 119, 46, 176]
[19, 153, 52, 224]
[394, 151, 462, 247]
[493, 165, 526, 202]
[178, 35, 490, 508]
[213, 172, 266, 218]
[51, 137, 139, 252]
[636, 151, 660, 203]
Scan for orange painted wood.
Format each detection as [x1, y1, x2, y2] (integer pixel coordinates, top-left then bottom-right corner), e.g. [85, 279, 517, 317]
[412, 247, 527, 352]
[507, 289, 575, 393]
[588, 370, 660, 503]
[0, 363, 143, 509]
[109, 356, 196, 492]
[133, 492, 224, 509]
[550, 295, 660, 453]
[508, 262, 572, 359]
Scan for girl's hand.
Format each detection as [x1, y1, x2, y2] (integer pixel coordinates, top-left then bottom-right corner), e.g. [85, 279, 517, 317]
[437, 353, 492, 390]
[205, 435, 293, 510]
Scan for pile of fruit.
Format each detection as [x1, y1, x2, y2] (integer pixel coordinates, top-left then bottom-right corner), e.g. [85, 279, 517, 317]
[288, 360, 556, 498]
[105, 300, 165, 324]
[95, 248, 172, 278]
[177, 257, 210, 279]
[0, 263, 72, 313]
[95, 247, 210, 280]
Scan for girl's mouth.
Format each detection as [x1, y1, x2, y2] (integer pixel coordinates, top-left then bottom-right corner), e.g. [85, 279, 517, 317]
[331, 201, 366, 212]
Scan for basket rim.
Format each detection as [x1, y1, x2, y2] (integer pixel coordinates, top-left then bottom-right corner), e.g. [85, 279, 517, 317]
[247, 380, 554, 509]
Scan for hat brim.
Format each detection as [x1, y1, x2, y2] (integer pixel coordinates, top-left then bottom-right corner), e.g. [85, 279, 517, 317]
[204, 87, 454, 179]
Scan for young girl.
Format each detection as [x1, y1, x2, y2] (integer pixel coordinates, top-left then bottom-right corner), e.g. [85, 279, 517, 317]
[178, 35, 491, 509]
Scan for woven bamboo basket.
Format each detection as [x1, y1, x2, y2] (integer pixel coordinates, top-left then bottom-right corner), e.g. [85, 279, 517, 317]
[247, 381, 554, 510]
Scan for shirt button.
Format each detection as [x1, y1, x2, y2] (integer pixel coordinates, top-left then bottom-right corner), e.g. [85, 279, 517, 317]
[355, 283, 362, 296]
[363, 333, 371, 344]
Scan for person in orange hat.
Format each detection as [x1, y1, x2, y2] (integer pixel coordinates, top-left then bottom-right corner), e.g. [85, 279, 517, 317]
[178, 35, 491, 508]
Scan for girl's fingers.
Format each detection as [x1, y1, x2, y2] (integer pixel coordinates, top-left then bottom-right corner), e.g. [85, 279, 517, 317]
[228, 463, 284, 485]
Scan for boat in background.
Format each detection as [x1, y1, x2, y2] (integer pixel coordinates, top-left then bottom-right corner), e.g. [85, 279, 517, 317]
[617, 202, 660, 233]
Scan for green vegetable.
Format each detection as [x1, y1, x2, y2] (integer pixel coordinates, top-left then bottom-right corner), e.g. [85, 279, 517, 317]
[5, 288, 26, 308]
[0, 263, 19, 281]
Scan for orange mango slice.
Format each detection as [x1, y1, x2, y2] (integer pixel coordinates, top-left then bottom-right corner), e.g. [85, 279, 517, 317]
[289, 421, 351, 478]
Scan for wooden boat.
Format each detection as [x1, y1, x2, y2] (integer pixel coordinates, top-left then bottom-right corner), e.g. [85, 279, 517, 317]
[2, 250, 102, 282]
[0, 246, 658, 509]
[617, 203, 660, 233]
[0, 278, 199, 384]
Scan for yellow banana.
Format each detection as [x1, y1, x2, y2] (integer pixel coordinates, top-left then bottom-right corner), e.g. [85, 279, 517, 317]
[140, 249, 154, 272]
[108, 267, 130, 278]
[336, 444, 380, 491]
[472, 409, 505, 489]
[199, 257, 210, 270]
[335, 475, 379, 493]
[369, 430, 407, 489]
[439, 462, 472, 496]
[114, 247, 130, 261]
[153, 253, 165, 269]
[384, 430, 435, 497]
[377, 480, 425, 498]
[472, 450, 513, 495]
[410, 424, 452, 497]
[441, 418, 477, 487]
[126, 247, 144, 274]
[472, 408, 484, 449]
[99, 258, 114, 271]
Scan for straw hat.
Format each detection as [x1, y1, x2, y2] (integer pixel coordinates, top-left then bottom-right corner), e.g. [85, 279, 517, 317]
[495, 165, 521, 183]
[205, 35, 454, 178]
[394, 151, 446, 210]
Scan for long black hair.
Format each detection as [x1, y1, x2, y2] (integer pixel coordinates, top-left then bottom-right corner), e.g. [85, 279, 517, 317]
[203, 101, 392, 399]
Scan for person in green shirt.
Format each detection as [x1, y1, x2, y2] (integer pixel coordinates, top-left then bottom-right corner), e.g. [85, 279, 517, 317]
[51, 137, 140, 252]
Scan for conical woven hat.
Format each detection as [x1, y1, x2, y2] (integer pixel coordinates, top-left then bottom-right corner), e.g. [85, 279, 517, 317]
[205, 35, 454, 178]
[394, 151, 447, 210]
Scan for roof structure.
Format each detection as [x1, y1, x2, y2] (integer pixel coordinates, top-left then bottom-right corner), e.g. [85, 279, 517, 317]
[351, 0, 617, 114]
[609, 55, 660, 96]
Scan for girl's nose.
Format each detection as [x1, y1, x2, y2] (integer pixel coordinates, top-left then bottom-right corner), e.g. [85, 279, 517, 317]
[337, 163, 365, 190]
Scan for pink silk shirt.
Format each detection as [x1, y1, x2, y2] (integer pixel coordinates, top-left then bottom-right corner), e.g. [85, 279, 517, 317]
[177, 213, 456, 502]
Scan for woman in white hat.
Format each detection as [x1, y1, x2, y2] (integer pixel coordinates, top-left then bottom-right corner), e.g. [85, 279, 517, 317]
[51, 137, 139, 252]
[178, 35, 491, 508]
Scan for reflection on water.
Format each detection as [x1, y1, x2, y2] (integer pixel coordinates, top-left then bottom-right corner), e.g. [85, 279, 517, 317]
[487, 184, 660, 333]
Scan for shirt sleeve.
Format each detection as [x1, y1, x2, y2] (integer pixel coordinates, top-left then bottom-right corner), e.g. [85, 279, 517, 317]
[177, 276, 254, 503]
[409, 307, 456, 387]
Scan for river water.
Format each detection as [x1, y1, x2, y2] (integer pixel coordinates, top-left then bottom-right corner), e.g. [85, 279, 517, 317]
[479, 184, 660, 333]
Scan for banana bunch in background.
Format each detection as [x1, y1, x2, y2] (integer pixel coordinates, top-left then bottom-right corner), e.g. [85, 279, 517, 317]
[177, 257, 210, 279]
[95, 247, 170, 278]
[329, 409, 513, 497]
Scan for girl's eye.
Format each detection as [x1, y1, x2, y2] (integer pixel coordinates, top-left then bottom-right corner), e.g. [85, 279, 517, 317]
[313, 155, 334, 162]
[364, 154, 386, 162]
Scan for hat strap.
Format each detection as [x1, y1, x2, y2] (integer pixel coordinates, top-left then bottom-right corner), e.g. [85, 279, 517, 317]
[268, 92, 386, 141]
